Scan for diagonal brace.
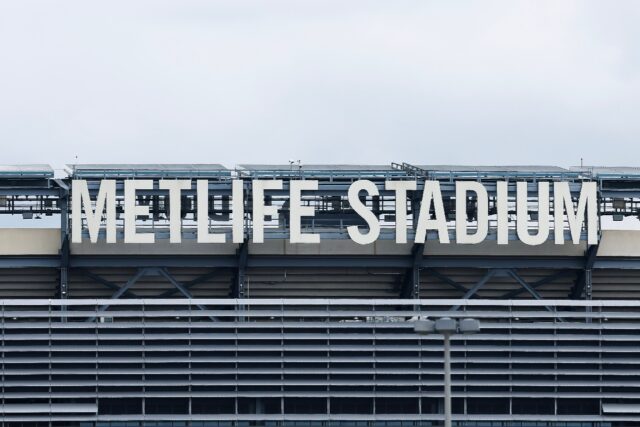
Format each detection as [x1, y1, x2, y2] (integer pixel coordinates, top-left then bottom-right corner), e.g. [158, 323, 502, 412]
[87, 268, 147, 322]
[507, 269, 556, 314]
[159, 268, 219, 322]
[501, 270, 574, 299]
[450, 269, 496, 311]
[158, 268, 222, 298]
[424, 268, 469, 294]
[78, 268, 140, 298]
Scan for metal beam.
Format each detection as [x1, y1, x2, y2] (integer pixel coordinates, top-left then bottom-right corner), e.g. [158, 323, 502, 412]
[0, 257, 60, 268]
[423, 268, 469, 294]
[157, 269, 218, 321]
[232, 242, 248, 298]
[77, 268, 139, 298]
[87, 268, 147, 322]
[450, 270, 496, 311]
[400, 243, 424, 298]
[571, 245, 599, 299]
[422, 256, 585, 270]
[508, 269, 544, 299]
[507, 269, 556, 314]
[500, 270, 575, 299]
[59, 185, 69, 301]
[158, 268, 222, 298]
[460, 270, 496, 300]
[70, 255, 238, 269]
[32, 254, 610, 270]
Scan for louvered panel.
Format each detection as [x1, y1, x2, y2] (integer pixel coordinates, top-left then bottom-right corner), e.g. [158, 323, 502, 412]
[420, 269, 575, 300]
[245, 268, 401, 298]
[0, 299, 640, 423]
[0, 268, 57, 298]
[593, 269, 640, 299]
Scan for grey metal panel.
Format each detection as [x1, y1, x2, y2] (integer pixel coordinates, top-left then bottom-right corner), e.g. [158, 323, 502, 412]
[1, 298, 640, 423]
[239, 164, 395, 171]
[0, 403, 97, 413]
[417, 165, 569, 173]
[602, 403, 640, 413]
[0, 164, 54, 178]
[572, 166, 640, 177]
[68, 163, 230, 178]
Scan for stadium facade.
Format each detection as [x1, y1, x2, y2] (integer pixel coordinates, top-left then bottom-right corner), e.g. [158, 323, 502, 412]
[1, 163, 640, 427]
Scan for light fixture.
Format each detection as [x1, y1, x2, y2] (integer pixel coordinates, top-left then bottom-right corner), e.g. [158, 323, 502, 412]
[613, 198, 626, 210]
[414, 317, 480, 427]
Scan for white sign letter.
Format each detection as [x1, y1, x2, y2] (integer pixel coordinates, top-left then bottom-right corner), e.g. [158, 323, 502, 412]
[252, 180, 283, 243]
[385, 180, 417, 244]
[290, 180, 320, 244]
[554, 181, 598, 245]
[159, 180, 191, 243]
[124, 180, 154, 244]
[496, 181, 509, 245]
[415, 181, 449, 244]
[516, 181, 550, 246]
[71, 179, 116, 243]
[455, 181, 489, 244]
[197, 180, 226, 243]
[232, 180, 245, 244]
[347, 180, 380, 245]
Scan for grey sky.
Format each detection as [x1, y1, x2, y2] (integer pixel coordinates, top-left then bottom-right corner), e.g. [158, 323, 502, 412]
[1, 1, 639, 170]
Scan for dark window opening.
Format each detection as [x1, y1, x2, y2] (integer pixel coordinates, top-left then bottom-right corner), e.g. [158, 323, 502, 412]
[285, 397, 327, 414]
[191, 397, 235, 414]
[375, 397, 419, 414]
[467, 397, 509, 415]
[145, 397, 189, 414]
[238, 397, 281, 414]
[512, 398, 554, 415]
[557, 398, 600, 415]
[330, 397, 373, 414]
[99, 398, 142, 415]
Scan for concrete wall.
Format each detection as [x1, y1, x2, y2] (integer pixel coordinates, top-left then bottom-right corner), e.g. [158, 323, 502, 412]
[0, 228, 60, 255]
[1, 228, 637, 257]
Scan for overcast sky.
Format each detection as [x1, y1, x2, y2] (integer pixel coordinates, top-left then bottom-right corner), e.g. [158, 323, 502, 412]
[0, 1, 639, 171]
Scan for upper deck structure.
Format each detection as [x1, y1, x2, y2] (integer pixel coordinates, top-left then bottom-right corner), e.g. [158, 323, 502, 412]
[1, 163, 640, 426]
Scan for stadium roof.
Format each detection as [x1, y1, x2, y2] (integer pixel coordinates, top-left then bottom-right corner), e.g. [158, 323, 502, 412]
[67, 164, 230, 178]
[0, 164, 54, 178]
[417, 165, 569, 172]
[1, 163, 638, 181]
[239, 164, 394, 171]
[571, 166, 640, 178]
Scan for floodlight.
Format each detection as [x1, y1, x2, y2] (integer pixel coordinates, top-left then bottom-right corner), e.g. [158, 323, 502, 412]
[459, 318, 481, 334]
[435, 317, 457, 334]
[414, 319, 435, 334]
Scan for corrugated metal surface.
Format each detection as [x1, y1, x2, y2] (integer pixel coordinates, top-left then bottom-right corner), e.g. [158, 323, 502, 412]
[0, 268, 58, 298]
[0, 299, 639, 424]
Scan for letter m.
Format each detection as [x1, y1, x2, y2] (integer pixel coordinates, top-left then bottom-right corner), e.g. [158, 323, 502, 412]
[71, 180, 117, 243]
[554, 182, 598, 245]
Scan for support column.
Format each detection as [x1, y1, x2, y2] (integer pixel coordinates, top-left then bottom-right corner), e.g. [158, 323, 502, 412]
[401, 243, 424, 298]
[59, 185, 69, 299]
[232, 242, 248, 298]
[58, 184, 70, 322]
[570, 244, 598, 299]
[443, 333, 452, 427]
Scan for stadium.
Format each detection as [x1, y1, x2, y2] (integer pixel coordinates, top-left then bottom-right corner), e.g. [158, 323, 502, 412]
[1, 162, 640, 427]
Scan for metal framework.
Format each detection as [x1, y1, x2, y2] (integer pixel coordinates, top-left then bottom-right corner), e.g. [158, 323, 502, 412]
[0, 299, 639, 426]
[0, 163, 640, 426]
